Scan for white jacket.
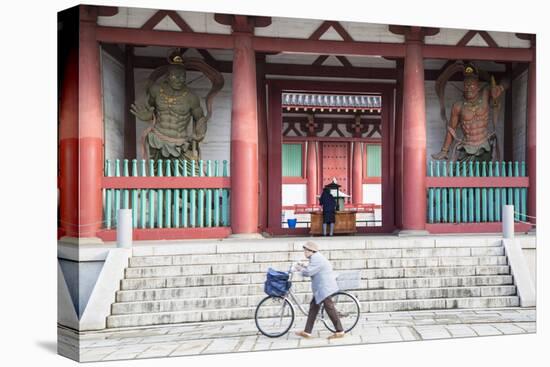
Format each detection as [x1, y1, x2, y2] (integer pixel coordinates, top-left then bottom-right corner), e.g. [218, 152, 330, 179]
[301, 252, 339, 304]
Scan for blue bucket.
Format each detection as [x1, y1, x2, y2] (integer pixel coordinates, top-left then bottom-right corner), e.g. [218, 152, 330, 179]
[287, 218, 297, 228]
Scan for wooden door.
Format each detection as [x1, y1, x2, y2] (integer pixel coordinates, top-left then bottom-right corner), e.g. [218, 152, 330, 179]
[321, 142, 349, 195]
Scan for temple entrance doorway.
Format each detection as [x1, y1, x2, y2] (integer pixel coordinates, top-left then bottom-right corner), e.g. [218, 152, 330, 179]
[266, 79, 396, 235]
[321, 142, 350, 195]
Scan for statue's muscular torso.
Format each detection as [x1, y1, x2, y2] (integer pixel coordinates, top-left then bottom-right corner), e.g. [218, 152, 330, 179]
[456, 88, 490, 147]
[149, 81, 202, 140]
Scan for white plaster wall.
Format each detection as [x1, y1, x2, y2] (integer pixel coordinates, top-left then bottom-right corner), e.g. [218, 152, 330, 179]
[133, 69, 233, 172]
[98, 7, 529, 48]
[425, 80, 505, 165]
[101, 49, 125, 161]
[341, 21, 404, 43]
[255, 17, 323, 39]
[425, 28, 530, 48]
[512, 70, 528, 161]
[363, 184, 382, 205]
[97, 7, 231, 34]
[282, 184, 307, 206]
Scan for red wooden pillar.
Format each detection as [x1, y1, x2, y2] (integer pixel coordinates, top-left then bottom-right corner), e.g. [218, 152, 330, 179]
[306, 141, 318, 205]
[352, 142, 363, 204]
[59, 6, 104, 239]
[230, 32, 259, 234]
[78, 6, 104, 238]
[394, 60, 404, 228]
[124, 45, 137, 159]
[527, 41, 536, 226]
[59, 47, 79, 238]
[256, 54, 268, 231]
[401, 28, 427, 231]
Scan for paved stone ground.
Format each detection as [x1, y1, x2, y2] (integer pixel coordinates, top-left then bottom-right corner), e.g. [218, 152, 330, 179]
[59, 307, 536, 362]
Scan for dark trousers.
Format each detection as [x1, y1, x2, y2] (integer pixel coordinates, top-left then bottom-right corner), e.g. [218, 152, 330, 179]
[304, 296, 343, 333]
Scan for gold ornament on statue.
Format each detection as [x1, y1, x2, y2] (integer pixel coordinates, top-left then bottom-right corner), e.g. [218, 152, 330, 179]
[167, 48, 185, 65]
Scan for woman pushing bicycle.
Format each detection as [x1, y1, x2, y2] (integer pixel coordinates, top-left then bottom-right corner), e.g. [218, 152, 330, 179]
[294, 241, 345, 340]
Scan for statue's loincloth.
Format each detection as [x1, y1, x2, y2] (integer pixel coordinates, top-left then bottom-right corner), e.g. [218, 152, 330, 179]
[147, 129, 189, 158]
[142, 127, 195, 160]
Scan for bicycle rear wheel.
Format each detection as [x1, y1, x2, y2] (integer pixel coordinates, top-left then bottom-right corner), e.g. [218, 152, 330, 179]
[321, 291, 361, 333]
[255, 296, 295, 338]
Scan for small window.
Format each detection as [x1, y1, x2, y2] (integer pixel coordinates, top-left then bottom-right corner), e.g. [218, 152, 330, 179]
[282, 144, 302, 177]
[365, 144, 381, 177]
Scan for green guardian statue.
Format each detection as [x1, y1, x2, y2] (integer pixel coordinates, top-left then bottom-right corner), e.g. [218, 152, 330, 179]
[131, 49, 224, 172]
[431, 62, 508, 162]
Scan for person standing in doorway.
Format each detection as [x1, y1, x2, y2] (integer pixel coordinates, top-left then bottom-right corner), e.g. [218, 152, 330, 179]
[319, 187, 336, 236]
[295, 241, 344, 340]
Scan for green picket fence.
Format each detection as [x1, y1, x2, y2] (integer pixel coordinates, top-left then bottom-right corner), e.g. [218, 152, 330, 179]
[427, 161, 527, 224]
[103, 159, 230, 229]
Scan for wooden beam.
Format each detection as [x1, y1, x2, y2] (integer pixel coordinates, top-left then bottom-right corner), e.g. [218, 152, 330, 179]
[97, 26, 531, 62]
[267, 62, 397, 79]
[309, 21, 333, 40]
[96, 26, 234, 49]
[214, 14, 271, 29]
[426, 176, 529, 188]
[166, 10, 193, 32]
[102, 176, 231, 189]
[253, 36, 406, 57]
[312, 55, 329, 66]
[426, 222, 531, 234]
[478, 31, 498, 48]
[132, 55, 503, 81]
[97, 6, 118, 17]
[141, 10, 171, 30]
[457, 30, 477, 46]
[330, 21, 354, 42]
[336, 56, 353, 68]
[97, 227, 232, 241]
[423, 44, 533, 62]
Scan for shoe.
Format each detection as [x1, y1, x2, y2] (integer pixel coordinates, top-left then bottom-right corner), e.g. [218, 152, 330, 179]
[327, 331, 345, 340]
[295, 331, 312, 339]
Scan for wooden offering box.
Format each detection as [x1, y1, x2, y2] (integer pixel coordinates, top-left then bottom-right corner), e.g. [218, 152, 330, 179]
[310, 211, 357, 235]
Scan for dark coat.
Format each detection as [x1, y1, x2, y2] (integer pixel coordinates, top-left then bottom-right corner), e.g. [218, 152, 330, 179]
[319, 191, 336, 224]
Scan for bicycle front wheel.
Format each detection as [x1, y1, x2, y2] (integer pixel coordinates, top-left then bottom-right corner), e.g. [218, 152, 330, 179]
[321, 291, 361, 333]
[255, 296, 295, 338]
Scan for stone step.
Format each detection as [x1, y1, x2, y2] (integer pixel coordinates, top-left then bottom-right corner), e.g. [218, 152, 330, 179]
[124, 259, 510, 279]
[116, 276, 516, 302]
[364, 265, 510, 279]
[106, 296, 519, 328]
[111, 285, 516, 314]
[120, 270, 514, 291]
[128, 253, 507, 269]
[128, 247, 505, 267]
[367, 296, 520, 312]
[131, 237, 503, 258]
[367, 275, 513, 289]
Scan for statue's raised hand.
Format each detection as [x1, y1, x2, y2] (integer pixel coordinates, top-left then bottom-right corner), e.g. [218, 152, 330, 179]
[130, 103, 154, 122]
[431, 149, 449, 160]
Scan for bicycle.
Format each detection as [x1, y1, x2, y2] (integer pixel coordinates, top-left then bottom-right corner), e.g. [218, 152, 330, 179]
[254, 262, 361, 338]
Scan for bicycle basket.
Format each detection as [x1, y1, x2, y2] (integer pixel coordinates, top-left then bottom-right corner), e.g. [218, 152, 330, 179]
[336, 270, 361, 290]
[264, 268, 291, 297]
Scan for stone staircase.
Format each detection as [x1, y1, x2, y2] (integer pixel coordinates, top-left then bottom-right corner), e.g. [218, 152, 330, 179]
[106, 236, 519, 328]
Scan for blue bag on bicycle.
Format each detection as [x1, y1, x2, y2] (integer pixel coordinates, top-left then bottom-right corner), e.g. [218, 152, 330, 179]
[264, 268, 291, 297]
